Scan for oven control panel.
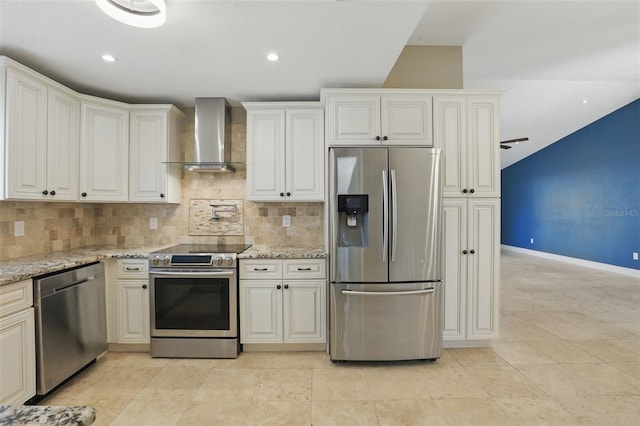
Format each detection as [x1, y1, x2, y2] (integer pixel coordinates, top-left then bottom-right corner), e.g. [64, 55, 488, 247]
[149, 253, 238, 268]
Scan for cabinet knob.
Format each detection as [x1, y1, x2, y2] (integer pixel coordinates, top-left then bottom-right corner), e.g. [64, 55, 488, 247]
[286, 192, 291, 196]
[142, 284, 147, 289]
[280, 192, 284, 197]
[383, 136, 388, 141]
[469, 189, 475, 194]
[42, 190, 48, 195]
[470, 249, 475, 254]
[50, 190, 56, 196]
[375, 136, 381, 141]
[160, 193, 165, 198]
[276, 284, 282, 290]
[81, 192, 87, 197]
[462, 189, 468, 194]
[284, 284, 289, 289]
[462, 250, 468, 255]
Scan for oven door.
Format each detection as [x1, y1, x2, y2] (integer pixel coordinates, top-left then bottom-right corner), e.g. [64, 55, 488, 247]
[149, 268, 237, 338]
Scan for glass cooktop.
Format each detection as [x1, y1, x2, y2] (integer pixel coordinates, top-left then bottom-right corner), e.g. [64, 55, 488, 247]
[151, 244, 252, 255]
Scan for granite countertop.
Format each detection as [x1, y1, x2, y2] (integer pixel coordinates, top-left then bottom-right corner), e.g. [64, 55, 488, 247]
[0, 405, 95, 426]
[238, 245, 327, 259]
[0, 245, 165, 286]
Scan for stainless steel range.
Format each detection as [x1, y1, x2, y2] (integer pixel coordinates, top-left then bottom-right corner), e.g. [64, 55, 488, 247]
[148, 243, 251, 358]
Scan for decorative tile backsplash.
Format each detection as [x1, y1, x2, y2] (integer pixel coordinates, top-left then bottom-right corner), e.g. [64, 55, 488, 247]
[0, 113, 324, 261]
[189, 199, 243, 236]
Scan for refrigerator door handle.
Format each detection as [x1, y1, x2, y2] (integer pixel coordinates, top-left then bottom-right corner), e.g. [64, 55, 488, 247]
[390, 169, 397, 262]
[341, 288, 435, 297]
[382, 170, 388, 263]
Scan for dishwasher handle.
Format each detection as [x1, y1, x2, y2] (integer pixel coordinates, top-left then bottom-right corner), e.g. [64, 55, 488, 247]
[35, 262, 105, 299]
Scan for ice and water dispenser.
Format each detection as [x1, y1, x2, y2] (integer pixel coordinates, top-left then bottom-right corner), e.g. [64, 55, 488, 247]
[337, 194, 369, 247]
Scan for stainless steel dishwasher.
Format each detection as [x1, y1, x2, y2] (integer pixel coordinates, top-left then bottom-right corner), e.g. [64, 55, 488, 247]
[33, 262, 107, 395]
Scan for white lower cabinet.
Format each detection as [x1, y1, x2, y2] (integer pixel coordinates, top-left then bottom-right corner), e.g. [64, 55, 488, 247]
[115, 259, 150, 344]
[240, 259, 326, 344]
[0, 279, 36, 404]
[443, 198, 500, 344]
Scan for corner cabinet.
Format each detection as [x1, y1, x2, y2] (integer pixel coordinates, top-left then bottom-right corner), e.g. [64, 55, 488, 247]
[79, 96, 130, 202]
[2, 58, 80, 201]
[239, 259, 326, 344]
[129, 105, 184, 203]
[442, 198, 500, 344]
[243, 102, 324, 202]
[434, 96, 500, 198]
[323, 91, 433, 146]
[0, 279, 36, 405]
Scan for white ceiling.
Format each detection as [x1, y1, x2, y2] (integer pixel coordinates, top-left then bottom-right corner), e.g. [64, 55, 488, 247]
[1, 0, 638, 168]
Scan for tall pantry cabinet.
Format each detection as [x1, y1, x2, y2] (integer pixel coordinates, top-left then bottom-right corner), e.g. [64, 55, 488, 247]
[434, 95, 501, 344]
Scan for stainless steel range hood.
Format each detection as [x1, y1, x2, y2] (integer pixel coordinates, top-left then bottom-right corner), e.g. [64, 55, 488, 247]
[185, 98, 236, 172]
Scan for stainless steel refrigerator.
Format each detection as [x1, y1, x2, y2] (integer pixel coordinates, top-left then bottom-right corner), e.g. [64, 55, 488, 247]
[329, 147, 443, 361]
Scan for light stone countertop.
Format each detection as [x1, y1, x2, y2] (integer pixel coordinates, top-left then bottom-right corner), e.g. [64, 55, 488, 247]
[0, 245, 166, 286]
[238, 245, 327, 259]
[0, 404, 95, 425]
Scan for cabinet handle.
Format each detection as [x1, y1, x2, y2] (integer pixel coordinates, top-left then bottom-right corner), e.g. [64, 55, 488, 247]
[462, 189, 468, 194]
[42, 190, 49, 195]
[470, 249, 475, 254]
[297, 267, 312, 271]
[462, 250, 468, 255]
[469, 189, 475, 194]
[160, 193, 165, 198]
[280, 192, 284, 197]
[284, 284, 289, 289]
[375, 136, 381, 141]
[383, 136, 388, 141]
[276, 285, 282, 290]
[286, 192, 291, 196]
[142, 284, 147, 289]
[50, 190, 56, 196]
[126, 267, 142, 271]
[81, 192, 87, 197]
[253, 268, 268, 271]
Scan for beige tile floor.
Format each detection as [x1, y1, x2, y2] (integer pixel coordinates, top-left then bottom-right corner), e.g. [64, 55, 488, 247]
[43, 250, 640, 425]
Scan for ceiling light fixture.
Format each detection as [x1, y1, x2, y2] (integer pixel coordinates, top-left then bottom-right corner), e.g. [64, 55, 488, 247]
[582, 99, 588, 104]
[267, 53, 279, 62]
[102, 54, 117, 62]
[95, 0, 166, 28]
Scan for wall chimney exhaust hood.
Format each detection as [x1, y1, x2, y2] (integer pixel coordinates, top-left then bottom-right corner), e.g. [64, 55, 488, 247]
[182, 98, 242, 172]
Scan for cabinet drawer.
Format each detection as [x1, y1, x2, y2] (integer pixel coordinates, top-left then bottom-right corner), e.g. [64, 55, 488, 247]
[283, 259, 326, 279]
[240, 260, 283, 279]
[116, 259, 148, 279]
[0, 279, 33, 318]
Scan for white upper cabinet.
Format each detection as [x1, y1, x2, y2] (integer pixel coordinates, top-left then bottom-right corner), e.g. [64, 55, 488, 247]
[244, 102, 324, 202]
[79, 96, 130, 202]
[434, 96, 500, 198]
[2, 59, 80, 201]
[129, 105, 184, 203]
[324, 91, 433, 146]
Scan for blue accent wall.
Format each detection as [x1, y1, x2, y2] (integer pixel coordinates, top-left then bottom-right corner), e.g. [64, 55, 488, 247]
[501, 99, 640, 270]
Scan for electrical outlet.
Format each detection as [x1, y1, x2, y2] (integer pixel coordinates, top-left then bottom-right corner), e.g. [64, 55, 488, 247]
[14, 221, 25, 237]
[282, 215, 291, 227]
[530, 238, 534, 244]
[633, 252, 639, 261]
[149, 217, 158, 230]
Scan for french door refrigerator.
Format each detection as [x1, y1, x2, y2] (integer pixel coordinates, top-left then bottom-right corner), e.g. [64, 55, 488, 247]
[329, 147, 443, 361]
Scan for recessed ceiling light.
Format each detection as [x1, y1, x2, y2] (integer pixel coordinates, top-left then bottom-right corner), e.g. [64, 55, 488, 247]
[102, 54, 117, 62]
[582, 99, 588, 104]
[267, 53, 279, 62]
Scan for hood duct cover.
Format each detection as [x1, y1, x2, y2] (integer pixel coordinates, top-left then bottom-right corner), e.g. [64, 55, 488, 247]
[186, 97, 235, 172]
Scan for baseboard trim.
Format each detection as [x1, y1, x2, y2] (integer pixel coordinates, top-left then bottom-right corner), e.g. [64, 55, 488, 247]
[242, 343, 326, 352]
[501, 245, 640, 279]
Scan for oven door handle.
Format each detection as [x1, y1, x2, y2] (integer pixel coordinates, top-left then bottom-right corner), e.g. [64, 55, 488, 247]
[150, 270, 235, 277]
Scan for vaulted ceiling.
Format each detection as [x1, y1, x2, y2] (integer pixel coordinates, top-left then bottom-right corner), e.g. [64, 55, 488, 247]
[1, 0, 638, 168]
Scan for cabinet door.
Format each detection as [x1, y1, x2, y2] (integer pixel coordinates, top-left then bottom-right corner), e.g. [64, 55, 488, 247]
[381, 95, 433, 146]
[79, 99, 129, 201]
[240, 280, 283, 343]
[327, 95, 381, 145]
[467, 98, 500, 197]
[0, 308, 36, 405]
[467, 199, 500, 340]
[47, 86, 79, 201]
[5, 68, 47, 199]
[246, 109, 286, 201]
[434, 97, 467, 197]
[116, 280, 150, 343]
[285, 109, 325, 201]
[283, 280, 325, 343]
[129, 109, 168, 202]
[442, 199, 467, 342]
